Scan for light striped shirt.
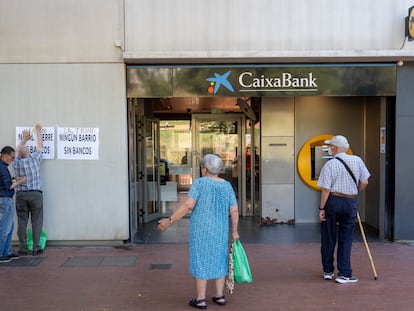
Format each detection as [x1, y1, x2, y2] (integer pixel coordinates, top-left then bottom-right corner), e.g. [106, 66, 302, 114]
[317, 153, 370, 195]
[13, 151, 43, 191]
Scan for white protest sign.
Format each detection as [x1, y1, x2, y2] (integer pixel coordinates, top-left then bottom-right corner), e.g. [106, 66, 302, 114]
[16, 127, 55, 160]
[57, 127, 99, 160]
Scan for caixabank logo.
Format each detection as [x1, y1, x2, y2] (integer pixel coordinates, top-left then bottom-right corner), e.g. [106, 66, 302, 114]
[206, 71, 235, 94]
[206, 70, 318, 95]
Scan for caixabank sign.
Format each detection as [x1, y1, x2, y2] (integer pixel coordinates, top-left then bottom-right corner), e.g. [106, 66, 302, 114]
[127, 64, 396, 98]
[206, 71, 318, 94]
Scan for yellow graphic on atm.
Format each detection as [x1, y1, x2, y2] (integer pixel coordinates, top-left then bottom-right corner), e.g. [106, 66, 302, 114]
[406, 6, 414, 41]
[297, 134, 353, 191]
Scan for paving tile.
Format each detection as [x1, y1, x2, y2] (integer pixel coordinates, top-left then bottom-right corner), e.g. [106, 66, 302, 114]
[100, 256, 136, 266]
[148, 263, 172, 270]
[62, 256, 103, 267]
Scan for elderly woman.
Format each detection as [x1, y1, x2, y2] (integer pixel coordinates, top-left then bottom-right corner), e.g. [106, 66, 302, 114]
[158, 154, 239, 309]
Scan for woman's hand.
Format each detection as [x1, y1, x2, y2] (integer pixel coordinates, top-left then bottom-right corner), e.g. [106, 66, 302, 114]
[157, 218, 171, 231]
[232, 231, 240, 241]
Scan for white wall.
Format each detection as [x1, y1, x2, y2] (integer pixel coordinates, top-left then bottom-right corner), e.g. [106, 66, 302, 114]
[0, 0, 124, 63]
[1, 0, 413, 64]
[261, 98, 295, 223]
[0, 63, 129, 241]
[125, 0, 414, 57]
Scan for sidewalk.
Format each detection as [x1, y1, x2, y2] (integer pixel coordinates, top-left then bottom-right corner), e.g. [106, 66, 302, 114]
[1, 241, 414, 311]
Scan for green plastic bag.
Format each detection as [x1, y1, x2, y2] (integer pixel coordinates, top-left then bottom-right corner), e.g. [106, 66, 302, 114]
[27, 229, 47, 251]
[232, 240, 252, 284]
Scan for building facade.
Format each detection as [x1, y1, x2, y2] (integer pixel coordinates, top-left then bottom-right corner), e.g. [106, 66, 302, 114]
[1, 0, 413, 243]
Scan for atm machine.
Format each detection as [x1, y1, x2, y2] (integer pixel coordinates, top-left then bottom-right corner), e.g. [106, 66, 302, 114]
[311, 145, 332, 180]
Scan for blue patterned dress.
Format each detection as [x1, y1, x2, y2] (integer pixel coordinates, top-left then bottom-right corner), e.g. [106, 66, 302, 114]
[188, 177, 237, 280]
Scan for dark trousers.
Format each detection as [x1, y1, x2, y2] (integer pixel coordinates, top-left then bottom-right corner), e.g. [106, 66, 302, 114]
[15, 191, 43, 252]
[321, 195, 357, 277]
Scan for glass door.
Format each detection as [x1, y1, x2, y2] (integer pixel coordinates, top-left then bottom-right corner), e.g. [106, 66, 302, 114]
[142, 117, 161, 223]
[192, 114, 246, 214]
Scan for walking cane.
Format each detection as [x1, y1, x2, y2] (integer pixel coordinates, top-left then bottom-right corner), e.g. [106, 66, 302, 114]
[357, 212, 378, 280]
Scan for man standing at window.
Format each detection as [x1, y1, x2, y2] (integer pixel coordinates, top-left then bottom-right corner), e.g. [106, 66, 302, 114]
[13, 124, 44, 256]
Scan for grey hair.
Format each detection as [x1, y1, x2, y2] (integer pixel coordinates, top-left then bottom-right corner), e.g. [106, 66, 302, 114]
[203, 154, 223, 175]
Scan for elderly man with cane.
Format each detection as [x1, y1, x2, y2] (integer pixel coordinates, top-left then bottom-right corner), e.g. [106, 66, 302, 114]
[317, 135, 370, 284]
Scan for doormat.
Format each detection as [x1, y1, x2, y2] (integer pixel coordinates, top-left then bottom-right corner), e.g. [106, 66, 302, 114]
[0, 257, 45, 267]
[148, 263, 172, 270]
[62, 256, 137, 267]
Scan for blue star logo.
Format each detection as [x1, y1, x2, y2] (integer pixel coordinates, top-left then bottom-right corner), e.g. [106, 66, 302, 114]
[206, 71, 234, 94]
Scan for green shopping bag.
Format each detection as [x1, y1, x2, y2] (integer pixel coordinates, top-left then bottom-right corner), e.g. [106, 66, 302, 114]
[232, 240, 252, 284]
[27, 229, 47, 251]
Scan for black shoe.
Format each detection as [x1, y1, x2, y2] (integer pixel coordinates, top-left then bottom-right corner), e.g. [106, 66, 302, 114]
[8, 253, 20, 260]
[18, 250, 28, 256]
[212, 296, 226, 306]
[32, 249, 44, 256]
[189, 298, 207, 309]
[0, 256, 12, 263]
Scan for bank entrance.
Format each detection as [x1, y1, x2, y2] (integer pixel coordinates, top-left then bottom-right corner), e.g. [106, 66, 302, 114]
[128, 97, 261, 236]
[127, 64, 396, 242]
